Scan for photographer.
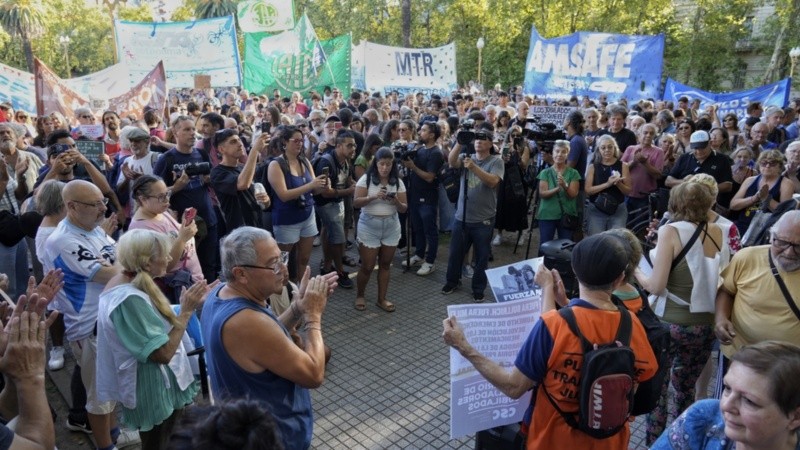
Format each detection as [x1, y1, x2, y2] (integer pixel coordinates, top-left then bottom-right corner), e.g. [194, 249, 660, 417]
[401, 122, 444, 276]
[441, 123, 504, 302]
[153, 116, 218, 282]
[493, 125, 530, 246]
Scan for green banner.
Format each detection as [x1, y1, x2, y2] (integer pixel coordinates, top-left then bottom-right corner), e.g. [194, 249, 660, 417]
[243, 14, 351, 98]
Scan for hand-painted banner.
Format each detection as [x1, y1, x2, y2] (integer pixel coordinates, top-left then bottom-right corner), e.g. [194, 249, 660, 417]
[35, 59, 167, 123]
[447, 299, 540, 439]
[243, 14, 351, 97]
[0, 62, 35, 115]
[69, 64, 131, 100]
[115, 16, 241, 88]
[523, 26, 664, 101]
[351, 40, 367, 91]
[237, 0, 295, 33]
[662, 78, 791, 121]
[360, 41, 457, 98]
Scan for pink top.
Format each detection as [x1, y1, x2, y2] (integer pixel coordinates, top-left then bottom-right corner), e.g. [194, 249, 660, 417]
[128, 213, 205, 283]
[621, 145, 665, 199]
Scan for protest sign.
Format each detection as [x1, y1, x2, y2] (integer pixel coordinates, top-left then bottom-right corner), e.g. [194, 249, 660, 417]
[528, 106, 578, 128]
[485, 257, 544, 303]
[75, 140, 105, 165]
[68, 64, 131, 100]
[0, 62, 35, 115]
[358, 41, 458, 98]
[523, 26, 664, 101]
[243, 15, 350, 97]
[115, 16, 241, 88]
[78, 125, 105, 140]
[237, 0, 295, 33]
[447, 298, 541, 439]
[662, 78, 791, 121]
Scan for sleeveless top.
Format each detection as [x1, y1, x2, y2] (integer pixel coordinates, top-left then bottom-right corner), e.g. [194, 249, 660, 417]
[273, 157, 315, 226]
[200, 285, 313, 450]
[736, 174, 783, 233]
[590, 159, 624, 204]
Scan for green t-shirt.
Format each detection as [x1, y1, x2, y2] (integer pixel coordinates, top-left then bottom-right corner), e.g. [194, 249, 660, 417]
[536, 166, 582, 220]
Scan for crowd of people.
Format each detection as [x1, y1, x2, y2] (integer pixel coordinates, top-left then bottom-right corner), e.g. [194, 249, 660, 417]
[0, 83, 798, 450]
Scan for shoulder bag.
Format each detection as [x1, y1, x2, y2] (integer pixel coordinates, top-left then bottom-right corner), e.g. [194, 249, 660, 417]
[551, 169, 579, 230]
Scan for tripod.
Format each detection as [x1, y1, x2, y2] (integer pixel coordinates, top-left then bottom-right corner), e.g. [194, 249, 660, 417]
[513, 152, 544, 260]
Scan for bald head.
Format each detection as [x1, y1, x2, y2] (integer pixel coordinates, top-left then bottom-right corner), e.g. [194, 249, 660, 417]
[63, 179, 100, 202]
[750, 122, 769, 144]
[775, 210, 800, 234]
[63, 180, 107, 231]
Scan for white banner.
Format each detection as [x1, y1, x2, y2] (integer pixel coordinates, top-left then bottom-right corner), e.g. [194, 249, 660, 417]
[237, 0, 295, 33]
[0, 62, 35, 114]
[447, 298, 541, 440]
[115, 16, 241, 88]
[361, 41, 457, 98]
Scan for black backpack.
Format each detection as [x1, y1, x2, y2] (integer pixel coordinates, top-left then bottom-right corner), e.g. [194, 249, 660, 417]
[613, 291, 670, 416]
[543, 305, 635, 439]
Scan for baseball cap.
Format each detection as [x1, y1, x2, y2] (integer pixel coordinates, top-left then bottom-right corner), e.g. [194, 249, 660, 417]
[570, 234, 628, 287]
[127, 127, 150, 141]
[690, 130, 710, 149]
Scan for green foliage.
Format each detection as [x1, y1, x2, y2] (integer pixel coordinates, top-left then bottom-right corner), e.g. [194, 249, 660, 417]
[117, 4, 155, 22]
[171, 0, 197, 21]
[0, 0, 48, 71]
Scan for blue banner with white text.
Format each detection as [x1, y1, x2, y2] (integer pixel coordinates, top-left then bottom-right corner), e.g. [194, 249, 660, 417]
[523, 26, 664, 101]
[662, 78, 791, 121]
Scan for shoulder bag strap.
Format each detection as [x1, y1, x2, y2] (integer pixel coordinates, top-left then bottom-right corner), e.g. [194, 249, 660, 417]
[671, 222, 706, 271]
[614, 304, 632, 346]
[550, 169, 567, 216]
[768, 249, 800, 321]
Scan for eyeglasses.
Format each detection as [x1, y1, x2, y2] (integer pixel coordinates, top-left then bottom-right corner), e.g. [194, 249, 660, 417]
[238, 251, 289, 273]
[80, 115, 94, 119]
[759, 161, 779, 167]
[773, 237, 800, 255]
[72, 198, 109, 209]
[16, 115, 27, 120]
[678, 126, 691, 130]
[146, 193, 170, 202]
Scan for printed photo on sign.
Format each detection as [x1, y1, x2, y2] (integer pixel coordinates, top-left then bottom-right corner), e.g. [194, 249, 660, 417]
[485, 257, 544, 303]
[447, 298, 541, 439]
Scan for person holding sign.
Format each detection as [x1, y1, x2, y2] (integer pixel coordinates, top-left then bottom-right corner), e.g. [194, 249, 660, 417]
[443, 234, 657, 450]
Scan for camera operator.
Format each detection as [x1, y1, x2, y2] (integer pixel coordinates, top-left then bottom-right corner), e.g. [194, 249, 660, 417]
[153, 115, 218, 281]
[401, 121, 445, 276]
[441, 123, 504, 302]
[493, 125, 531, 245]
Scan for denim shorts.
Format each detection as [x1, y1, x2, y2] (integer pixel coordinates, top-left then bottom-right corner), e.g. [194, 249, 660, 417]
[357, 213, 401, 248]
[316, 201, 346, 244]
[272, 208, 318, 245]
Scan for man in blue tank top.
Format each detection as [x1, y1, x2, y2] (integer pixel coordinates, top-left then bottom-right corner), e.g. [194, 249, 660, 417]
[200, 227, 335, 450]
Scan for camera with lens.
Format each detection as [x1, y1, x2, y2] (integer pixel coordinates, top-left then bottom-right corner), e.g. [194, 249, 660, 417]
[522, 116, 566, 153]
[175, 162, 212, 177]
[456, 118, 477, 146]
[391, 140, 418, 161]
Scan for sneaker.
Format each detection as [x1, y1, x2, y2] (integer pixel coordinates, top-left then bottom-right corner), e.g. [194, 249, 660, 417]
[416, 262, 435, 276]
[462, 265, 474, 279]
[401, 255, 423, 267]
[491, 234, 503, 246]
[48, 346, 65, 371]
[65, 418, 92, 434]
[441, 283, 459, 295]
[115, 428, 141, 448]
[473, 293, 485, 303]
[313, 235, 321, 247]
[337, 272, 353, 289]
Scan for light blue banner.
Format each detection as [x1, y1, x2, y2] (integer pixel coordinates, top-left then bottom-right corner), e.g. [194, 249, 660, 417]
[523, 26, 664, 101]
[662, 78, 791, 121]
[115, 16, 241, 88]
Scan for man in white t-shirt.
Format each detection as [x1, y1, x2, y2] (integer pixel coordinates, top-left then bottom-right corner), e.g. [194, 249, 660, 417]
[117, 127, 160, 215]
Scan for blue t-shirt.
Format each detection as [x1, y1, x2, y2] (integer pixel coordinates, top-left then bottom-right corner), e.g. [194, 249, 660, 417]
[153, 148, 217, 227]
[0, 424, 12, 450]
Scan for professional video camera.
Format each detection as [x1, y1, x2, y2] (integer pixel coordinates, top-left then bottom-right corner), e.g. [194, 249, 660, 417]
[522, 116, 566, 153]
[391, 140, 418, 161]
[174, 162, 211, 177]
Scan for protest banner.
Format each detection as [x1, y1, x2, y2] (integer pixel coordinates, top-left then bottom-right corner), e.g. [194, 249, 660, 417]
[115, 16, 241, 88]
[74, 140, 104, 165]
[358, 41, 458, 98]
[447, 298, 541, 439]
[662, 77, 791, 121]
[243, 14, 351, 97]
[68, 63, 131, 100]
[35, 59, 167, 123]
[0, 62, 35, 115]
[523, 26, 664, 101]
[527, 105, 577, 128]
[350, 40, 367, 91]
[485, 257, 544, 303]
[237, 0, 295, 33]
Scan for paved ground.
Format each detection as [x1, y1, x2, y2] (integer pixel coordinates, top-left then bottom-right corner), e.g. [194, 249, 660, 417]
[48, 227, 659, 449]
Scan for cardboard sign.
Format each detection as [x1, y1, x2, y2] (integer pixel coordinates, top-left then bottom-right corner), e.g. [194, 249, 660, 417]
[194, 74, 211, 90]
[74, 140, 105, 165]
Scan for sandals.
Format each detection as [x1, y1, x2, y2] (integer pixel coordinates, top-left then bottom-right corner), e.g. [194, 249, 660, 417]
[354, 298, 366, 311]
[376, 300, 395, 313]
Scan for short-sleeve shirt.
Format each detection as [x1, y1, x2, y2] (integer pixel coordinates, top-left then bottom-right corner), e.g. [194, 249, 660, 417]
[128, 214, 204, 283]
[669, 151, 733, 186]
[408, 145, 444, 205]
[567, 134, 588, 188]
[454, 154, 505, 223]
[598, 128, 638, 154]
[536, 167, 582, 220]
[44, 219, 116, 341]
[356, 175, 406, 216]
[152, 148, 217, 227]
[621, 145, 665, 199]
[514, 299, 657, 450]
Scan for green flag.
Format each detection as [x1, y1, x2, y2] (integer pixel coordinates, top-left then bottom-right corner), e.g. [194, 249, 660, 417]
[243, 14, 351, 97]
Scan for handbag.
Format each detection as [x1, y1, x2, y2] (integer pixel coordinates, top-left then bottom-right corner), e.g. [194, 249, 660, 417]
[551, 169, 579, 230]
[741, 208, 772, 247]
[594, 192, 620, 215]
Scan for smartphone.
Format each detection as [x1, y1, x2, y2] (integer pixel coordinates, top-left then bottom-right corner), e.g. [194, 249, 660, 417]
[387, 192, 397, 199]
[260, 122, 270, 134]
[321, 167, 330, 178]
[183, 207, 197, 223]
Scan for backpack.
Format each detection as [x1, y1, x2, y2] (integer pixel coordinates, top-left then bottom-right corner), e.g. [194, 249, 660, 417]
[439, 166, 461, 203]
[612, 291, 670, 416]
[543, 305, 635, 439]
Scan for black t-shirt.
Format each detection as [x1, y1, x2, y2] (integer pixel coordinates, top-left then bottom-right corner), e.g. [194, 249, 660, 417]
[210, 164, 262, 231]
[599, 128, 638, 155]
[408, 145, 444, 205]
[313, 153, 350, 206]
[0, 424, 13, 450]
[152, 148, 217, 227]
[669, 151, 734, 207]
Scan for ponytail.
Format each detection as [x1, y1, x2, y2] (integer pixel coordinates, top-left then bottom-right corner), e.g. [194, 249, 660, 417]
[131, 271, 179, 327]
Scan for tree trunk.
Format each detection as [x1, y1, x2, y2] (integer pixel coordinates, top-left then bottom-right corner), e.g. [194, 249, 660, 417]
[401, 0, 411, 47]
[761, 0, 800, 84]
[22, 33, 34, 73]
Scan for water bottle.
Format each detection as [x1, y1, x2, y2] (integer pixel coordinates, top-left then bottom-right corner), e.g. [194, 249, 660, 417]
[253, 182, 267, 208]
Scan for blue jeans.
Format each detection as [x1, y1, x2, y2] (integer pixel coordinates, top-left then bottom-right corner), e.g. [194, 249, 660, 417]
[0, 239, 29, 300]
[537, 219, 573, 255]
[585, 202, 628, 236]
[437, 185, 455, 232]
[445, 219, 494, 296]
[410, 203, 439, 263]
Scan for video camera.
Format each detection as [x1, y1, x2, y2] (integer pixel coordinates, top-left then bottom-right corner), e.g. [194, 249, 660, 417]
[391, 140, 418, 161]
[174, 162, 211, 177]
[522, 116, 566, 153]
